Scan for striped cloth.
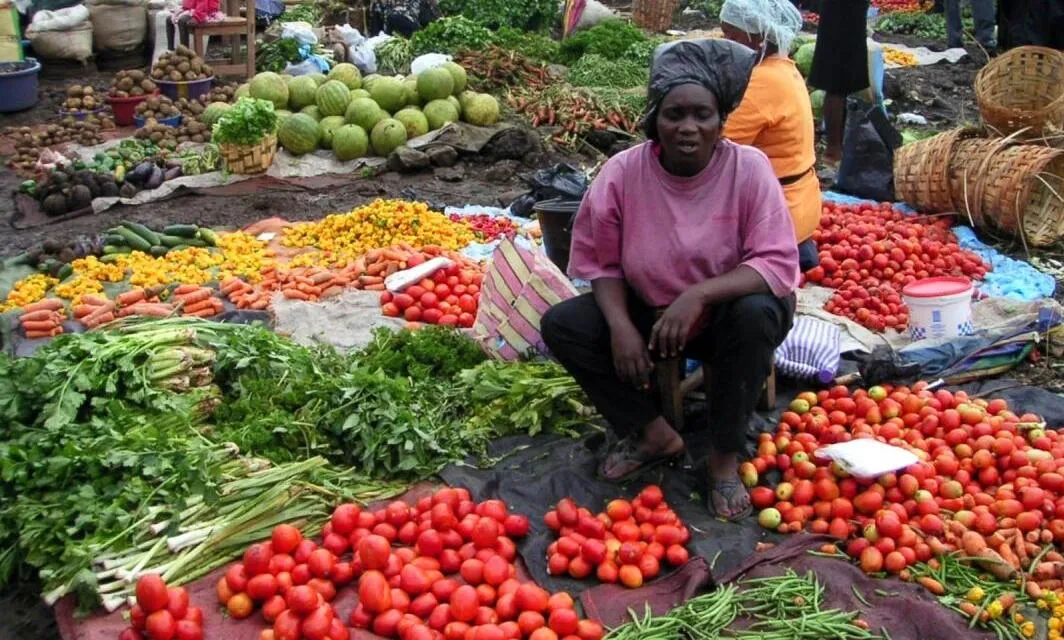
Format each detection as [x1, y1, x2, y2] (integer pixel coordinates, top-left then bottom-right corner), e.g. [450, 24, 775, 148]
[774, 316, 841, 381]
[471, 238, 579, 360]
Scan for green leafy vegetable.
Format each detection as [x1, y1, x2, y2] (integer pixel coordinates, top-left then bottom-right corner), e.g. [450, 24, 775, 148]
[439, 0, 557, 30]
[492, 27, 561, 62]
[568, 54, 649, 89]
[410, 16, 496, 56]
[256, 37, 306, 73]
[558, 20, 648, 65]
[278, 2, 323, 24]
[375, 36, 413, 75]
[212, 97, 279, 146]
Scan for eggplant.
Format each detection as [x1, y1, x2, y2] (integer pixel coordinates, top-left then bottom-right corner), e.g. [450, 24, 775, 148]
[146, 166, 164, 189]
[127, 161, 154, 185]
[164, 166, 182, 181]
[165, 159, 183, 170]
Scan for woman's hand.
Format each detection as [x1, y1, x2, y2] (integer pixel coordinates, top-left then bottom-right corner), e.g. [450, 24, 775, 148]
[611, 321, 653, 389]
[650, 287, 706, 358]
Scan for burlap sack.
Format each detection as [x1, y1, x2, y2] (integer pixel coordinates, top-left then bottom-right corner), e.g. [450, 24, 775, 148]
[28, 21, 93, 62]
[90, 3, 147, 52]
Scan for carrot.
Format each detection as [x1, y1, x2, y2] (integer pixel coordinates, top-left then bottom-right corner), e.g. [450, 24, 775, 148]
[1042, 529, 1054, 544]
[84, 312, 114, 329]
[321, 286, 343, 298]
[973, 549, 1017, 580]
[79, 294, 108, 306]
[185, 308, 218, 318]
[987, 531, 1008, 550]
[1038, 579, 1063, 590]
[124, 303, 173, 317]
[998, 593, 1016, 611]
[898, 569, 912, 582]
[250, 299, 269, 310]
[958, 602, 985, 622]
[282, 288, 309, 300]
[174, 284, 200, 295]
[359, 275, 384, 286]
[311, 272, 334, 285]
[1027, 531, 1040, 543]
[366, 262, 386, 276]
[1033, 562, 1060, 579]
[366, 249, 384, 261]
[174, 289, 211, 305]
[1026, 581, 1043, 599]
[183, 299, 216, 314]
[917, 577, 944, 595]
[23, 299, 63, 313]
[364, 283, 386, 291]
[1047, 551, 1064, 562]
[22, 319, 60, 332]
[819, 544, 838, 554]
[928, 557, 942, 571]
[20, 309, 57, 322]
[998, 542, 1021, 570]
[25, 328, 61, 339]
[1015, 536, 1029, 566]
[382, 249, 406, 262]
[949, 521, 971, 538]
[961, 531, 987, 556]
[116, 289, 146, 306]
[383, 262, 400, 277]
[332, 276, 351, 286]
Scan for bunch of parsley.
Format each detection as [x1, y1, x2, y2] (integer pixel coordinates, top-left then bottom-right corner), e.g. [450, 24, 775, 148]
[212, 97, 278, 146]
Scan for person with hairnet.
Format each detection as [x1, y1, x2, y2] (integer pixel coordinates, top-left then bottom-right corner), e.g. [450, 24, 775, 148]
[806, 0, 870, 167]
[541, 39, 798, 521]
[719, 0, 821, 273]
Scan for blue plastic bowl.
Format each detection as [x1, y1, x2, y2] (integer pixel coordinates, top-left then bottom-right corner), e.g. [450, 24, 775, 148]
[0, 58, 41, 113]
[135, 113, 182, 128]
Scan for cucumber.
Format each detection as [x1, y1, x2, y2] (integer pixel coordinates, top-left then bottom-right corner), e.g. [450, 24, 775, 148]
[104, 233, 128, 245]
[183, 237, 208, 248]
[38, 258, 59, 274]
[162, 224, 199, 238]
[100, 254, 123, 263]
[114, 226, 152, 252]
[121, 221, 160, 246]
[158, 234, 186, 248]
[197, 227, 219, 246]
[3, 253, 32, 267]
[150, 245, 169, 257]
[55, 263, 74, 280]
[102, 245, 130, 255]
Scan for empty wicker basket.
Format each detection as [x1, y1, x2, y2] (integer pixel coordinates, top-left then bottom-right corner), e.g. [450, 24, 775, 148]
[219, 134, 278, 175]
[894, 128, 981, 212]
[974, 46, 1064, 139]
[632, 0, 680, 33]
[948, 136, 1064, 246]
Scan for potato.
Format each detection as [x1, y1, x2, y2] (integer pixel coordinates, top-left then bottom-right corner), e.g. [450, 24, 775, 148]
[168, 70, 182, 81]
[67, 85, 82, 97]
[151, 68, 164, 79]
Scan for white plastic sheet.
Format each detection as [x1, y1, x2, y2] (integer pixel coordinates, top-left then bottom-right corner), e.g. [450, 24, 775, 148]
[814, 439, 919, 479]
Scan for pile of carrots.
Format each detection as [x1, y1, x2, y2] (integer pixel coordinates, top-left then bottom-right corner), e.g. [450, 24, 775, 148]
[222, 244, 485, 311]
[170, 285, 225, 318]
[19, 299, 66, 338]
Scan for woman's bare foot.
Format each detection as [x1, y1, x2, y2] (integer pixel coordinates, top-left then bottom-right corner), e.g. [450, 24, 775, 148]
[599, 417, 685, 482]
[707, 449, 752, 521]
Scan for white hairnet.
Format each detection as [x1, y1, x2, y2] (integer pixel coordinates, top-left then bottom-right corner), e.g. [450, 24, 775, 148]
[719, 0, 803, 56]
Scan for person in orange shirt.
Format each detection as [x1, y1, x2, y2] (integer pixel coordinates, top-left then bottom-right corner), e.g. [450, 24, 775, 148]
[719, 0, 821, 271]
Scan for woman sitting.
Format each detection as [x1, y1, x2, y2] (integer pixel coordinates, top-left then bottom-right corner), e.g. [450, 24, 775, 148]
[541, 39, 798, 521]
[719, 0, 821, 271]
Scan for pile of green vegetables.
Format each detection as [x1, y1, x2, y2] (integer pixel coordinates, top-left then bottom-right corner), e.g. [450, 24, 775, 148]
[0, 318, 593, 609]
[569, 54, 649, 89]
[256, 38, 306, 73]
[605, 570, 887, 640]
[873, 12, 962, 41]
[212, 97, 279, 146]
[439, 0, 557, 30]
[558, 20, 649, 65]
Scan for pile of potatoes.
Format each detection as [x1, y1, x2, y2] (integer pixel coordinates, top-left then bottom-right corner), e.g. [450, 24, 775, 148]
[151, 45, 213, 82]
[110, 69, 158, 98]
[207, 84, 237, 103]
[4, 117, 116, 177]
[133, 121, 180, 148]
[135, 95, 180, 120]
[62, 85, 101, 112]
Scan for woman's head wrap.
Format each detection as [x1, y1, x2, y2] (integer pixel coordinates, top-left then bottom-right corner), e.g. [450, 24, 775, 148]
[642, 38, 757, 140]
[719, 0, 803, 56]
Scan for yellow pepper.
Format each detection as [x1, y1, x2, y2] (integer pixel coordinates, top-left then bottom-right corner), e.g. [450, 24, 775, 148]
[986, 600, 1003, 620]
[0, 274, 58, 311]
[1021, 621, 1035, 638]
[966, 587, 985, 603]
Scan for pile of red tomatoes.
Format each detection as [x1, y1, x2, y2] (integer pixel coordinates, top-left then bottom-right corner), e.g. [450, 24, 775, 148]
[746, 382, 1064, 578]
[380, 265, 483, 328]
[217, 487, 606, 640]
[544, 486, 691, 589]
[804, 202, 989, 332]
[120, 575, 203, 640]
[871, 0, 928, 12]
[448, 214, 519, 242]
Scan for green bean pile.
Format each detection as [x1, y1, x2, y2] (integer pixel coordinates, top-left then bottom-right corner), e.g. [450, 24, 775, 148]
[605, 570, 886, 640]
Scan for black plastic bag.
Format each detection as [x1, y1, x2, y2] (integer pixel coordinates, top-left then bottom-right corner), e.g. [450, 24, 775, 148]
[835, 97, 902, 202]
[509, 164, 589, 218]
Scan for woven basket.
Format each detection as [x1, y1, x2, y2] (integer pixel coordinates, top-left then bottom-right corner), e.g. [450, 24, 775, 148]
[894, 128, 979, 213]
[975, 46, 1064, 139]
[632, 0, 680, 33]
[218, 134, 277, 175]
[950, 137, 1064, 246]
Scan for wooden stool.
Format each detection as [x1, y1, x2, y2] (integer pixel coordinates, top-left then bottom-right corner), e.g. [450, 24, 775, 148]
[655, 358, 776, 431]
[190, 0, 256, 78]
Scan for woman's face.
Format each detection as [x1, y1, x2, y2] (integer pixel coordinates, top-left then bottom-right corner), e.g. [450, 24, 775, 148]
[655, 84, 721, 176]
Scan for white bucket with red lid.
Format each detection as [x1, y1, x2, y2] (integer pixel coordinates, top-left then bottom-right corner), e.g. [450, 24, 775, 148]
[902, 276, 975, 341]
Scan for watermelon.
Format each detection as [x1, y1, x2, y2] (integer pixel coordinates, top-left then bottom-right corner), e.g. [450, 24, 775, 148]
[287, 76, 319, 110]
[327, 63, 362, 90]
[332, 124, 369, 161]
[318, 115, 347, 148]
[278, 113, 321, 155]
[201, 102, 231, 127]
[249, 72, 289, 109]
[316, 80, 352, 117]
